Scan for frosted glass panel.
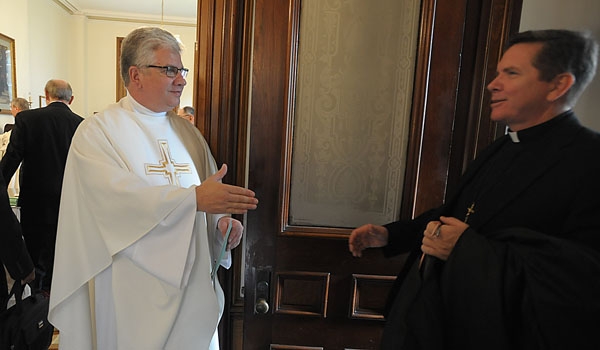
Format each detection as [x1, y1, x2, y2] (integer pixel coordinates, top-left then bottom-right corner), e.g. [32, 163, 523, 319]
[289, 0, 421, 228]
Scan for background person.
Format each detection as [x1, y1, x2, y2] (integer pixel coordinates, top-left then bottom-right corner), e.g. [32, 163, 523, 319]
[177, 105, 195, 124]
[0, 80, 83, 292]
[3, 96, 30, 133]
[9, 97, 30, 115]
[0, 97, 30, 197]
[48, 27, 258, 350]
[1, 97, 30, 154]
[349, 29, 600, 349]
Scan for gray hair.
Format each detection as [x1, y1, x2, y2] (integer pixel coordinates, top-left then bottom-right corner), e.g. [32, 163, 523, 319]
[45, 79, 73, 102]
[120, 27, 182, 86]
[11, 97, 30, 112]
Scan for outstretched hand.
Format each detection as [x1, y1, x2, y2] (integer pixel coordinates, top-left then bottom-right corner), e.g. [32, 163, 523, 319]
[348, 224, 389, 257]
[196, 164, 258, 214]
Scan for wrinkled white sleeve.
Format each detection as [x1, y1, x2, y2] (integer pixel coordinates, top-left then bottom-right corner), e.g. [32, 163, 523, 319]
[120, 192, 198, 288]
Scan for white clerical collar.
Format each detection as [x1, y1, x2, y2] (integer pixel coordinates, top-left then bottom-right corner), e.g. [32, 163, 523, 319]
[508, 131, 520, 143]
[126, 94, 168, 117]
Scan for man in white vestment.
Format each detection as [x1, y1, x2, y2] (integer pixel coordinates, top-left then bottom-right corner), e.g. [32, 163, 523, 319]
[48, 27, 258, 350]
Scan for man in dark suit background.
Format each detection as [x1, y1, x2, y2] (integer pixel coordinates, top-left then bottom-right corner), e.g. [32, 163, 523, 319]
[0, 79, 83, 292]
[0, 170, 35, 309]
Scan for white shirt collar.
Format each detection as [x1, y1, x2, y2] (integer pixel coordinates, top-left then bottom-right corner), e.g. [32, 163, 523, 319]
[126, 93, 168, 117]
[508, 131, 520, 143]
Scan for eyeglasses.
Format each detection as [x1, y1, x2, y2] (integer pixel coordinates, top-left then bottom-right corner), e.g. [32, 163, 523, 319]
[144, 65, 189, 78]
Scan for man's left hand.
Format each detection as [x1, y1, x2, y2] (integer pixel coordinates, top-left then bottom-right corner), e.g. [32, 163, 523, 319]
[218, 217, 244, 250]
[421, 216, 469, 261]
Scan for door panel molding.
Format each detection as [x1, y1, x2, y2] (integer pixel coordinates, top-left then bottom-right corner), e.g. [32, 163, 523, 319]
[350, 274, 396, 321]
[274, 271, 331, 317]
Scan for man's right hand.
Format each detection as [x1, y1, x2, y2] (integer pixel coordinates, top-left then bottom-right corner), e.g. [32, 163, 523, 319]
[195, 164, 258, 214]
[348, 224, 389, 257]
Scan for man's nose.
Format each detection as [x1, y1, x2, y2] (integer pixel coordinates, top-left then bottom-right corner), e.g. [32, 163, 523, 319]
[487, 76, 500, 92]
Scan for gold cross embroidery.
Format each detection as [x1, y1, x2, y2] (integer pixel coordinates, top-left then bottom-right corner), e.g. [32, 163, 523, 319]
[145, 140, 192, 187]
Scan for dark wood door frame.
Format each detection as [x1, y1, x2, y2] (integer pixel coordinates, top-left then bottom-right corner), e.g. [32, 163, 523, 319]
[195, 0, 250, 349]
[194, 0, 523, 348]
[402, 0, 522, 219]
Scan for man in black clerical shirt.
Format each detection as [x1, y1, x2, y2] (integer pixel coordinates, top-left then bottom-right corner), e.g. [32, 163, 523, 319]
[349, 29, 600, 349]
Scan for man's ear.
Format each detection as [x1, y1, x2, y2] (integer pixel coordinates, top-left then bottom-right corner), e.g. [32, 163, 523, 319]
[547, 73, 575, 102]
[68, 96, 75, 105]
[129, 66, 142, 87]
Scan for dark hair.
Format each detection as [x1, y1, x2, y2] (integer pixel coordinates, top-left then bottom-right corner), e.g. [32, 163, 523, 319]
[507, 29, 598, 106]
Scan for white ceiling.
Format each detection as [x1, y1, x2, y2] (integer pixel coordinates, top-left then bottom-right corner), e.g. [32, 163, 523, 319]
[56, 0, 197, 24]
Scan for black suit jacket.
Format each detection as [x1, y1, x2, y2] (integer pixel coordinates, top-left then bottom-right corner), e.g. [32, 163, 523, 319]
[381, 112, 600, 349]
[0, 172, 33, 310]
[0, 101, 83, 211]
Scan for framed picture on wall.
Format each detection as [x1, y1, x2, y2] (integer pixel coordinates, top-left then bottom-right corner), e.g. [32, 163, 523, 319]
[0, 33, 17, 115]
[116, 37, 126, 102]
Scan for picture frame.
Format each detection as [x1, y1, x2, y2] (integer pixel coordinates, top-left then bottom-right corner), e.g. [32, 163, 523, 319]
[0, 33, 17, 115]
[39, 95, 46, 108]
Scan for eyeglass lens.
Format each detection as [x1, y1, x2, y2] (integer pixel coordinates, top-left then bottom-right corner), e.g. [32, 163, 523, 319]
[166, 66, 188, 78]
[145, 65, 188, 78]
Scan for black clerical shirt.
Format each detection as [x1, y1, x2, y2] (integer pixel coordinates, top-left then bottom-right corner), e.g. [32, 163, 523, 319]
[450, 111, 571, 230]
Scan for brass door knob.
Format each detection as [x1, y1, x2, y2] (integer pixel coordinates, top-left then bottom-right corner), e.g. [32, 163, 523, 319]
[255, 298, 270, 314]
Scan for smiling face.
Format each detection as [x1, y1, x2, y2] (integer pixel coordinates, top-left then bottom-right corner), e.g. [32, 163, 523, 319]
[127, 47, 187, 113]
[487, 43, 559, 131]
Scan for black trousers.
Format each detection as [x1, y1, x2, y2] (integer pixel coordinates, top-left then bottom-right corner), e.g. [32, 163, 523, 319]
[20, 205, 59, 292]
[0, 271, 8, 312]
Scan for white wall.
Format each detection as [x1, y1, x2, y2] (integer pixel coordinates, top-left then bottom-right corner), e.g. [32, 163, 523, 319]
[84, 20, 196, 116]
[0, 0, 197, 121]
[0, 0, 30, 129]
[520, 0, 600, 131]
[7, 1, 596, 129]
[28, 0, 81, 111]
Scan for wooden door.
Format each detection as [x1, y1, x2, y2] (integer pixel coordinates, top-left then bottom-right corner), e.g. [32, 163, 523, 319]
[195, 0, 522, 348]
